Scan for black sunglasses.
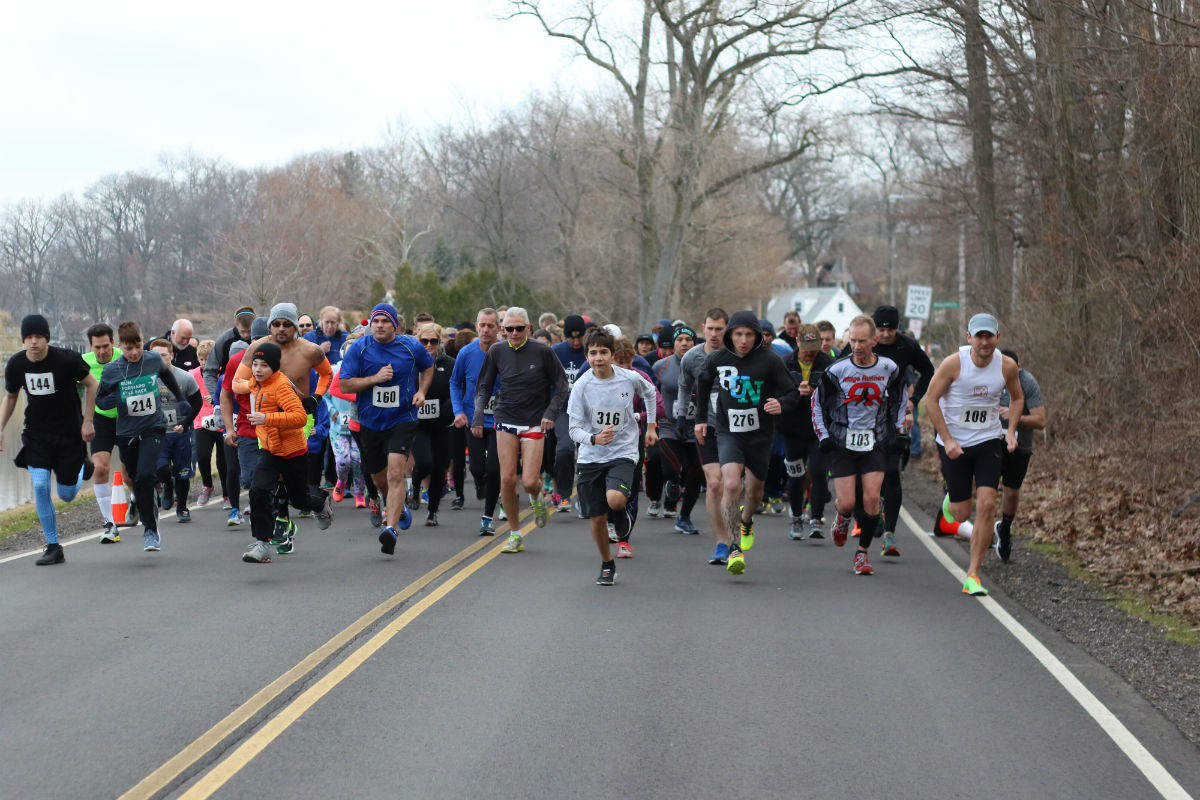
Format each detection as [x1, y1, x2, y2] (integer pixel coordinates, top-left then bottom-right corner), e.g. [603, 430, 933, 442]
[419, 338, 440, 345]
[270, 320, 294, 328]
[504, 325, 527, 333]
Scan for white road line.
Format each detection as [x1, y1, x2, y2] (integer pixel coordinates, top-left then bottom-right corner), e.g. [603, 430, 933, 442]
[900, 505, 1193, 800]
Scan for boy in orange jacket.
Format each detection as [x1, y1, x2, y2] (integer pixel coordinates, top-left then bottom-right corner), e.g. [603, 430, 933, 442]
[233, 343, 333, 562]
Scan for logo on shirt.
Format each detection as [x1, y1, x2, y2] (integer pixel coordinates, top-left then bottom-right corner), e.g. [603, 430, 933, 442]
[973, 385, 990, 397]
[843, 382, 883, 406]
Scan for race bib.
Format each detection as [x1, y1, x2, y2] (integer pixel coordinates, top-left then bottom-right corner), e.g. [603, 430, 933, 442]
[959, 406, 993, 429]
[372, 385, 401, 408]
[163, 408, 178, 427]
[201, 414, 221, 431]
[593, 406, 623, 428]
[727, 408, 759, 432]
[846, 428, 875, 452]
[482, 394, 498, 415]
[119, 375, 158, 417]
[709, 391, 718, 416]
[674, 398, 696, 420]
[24, 372, 56, 395]
[418, 398, 440, 420]
[784, 457, 806, 478]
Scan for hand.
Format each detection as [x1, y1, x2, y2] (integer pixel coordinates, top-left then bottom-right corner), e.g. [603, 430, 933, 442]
[411, 392, 425, 408]
[541, 417, 555, 431]
[321, 340, 332, 353]
[694, 423, 708, 445]
[764, 398, 782, 415]
[224, 432, 238, 447]
[595, 425, 615, 445]
[203, 395, 212, 405]
[943, 439, 964, 459]
[644, 427, 659, 447]
[819, 437, 834, 453]
[999, 408, 1010, 426]
[890, 432, 910, 455]
[302, 395, 318, 414]
[172, 425, 184, 434]
[1006, 431, 1017, 453]
[798, 383, 813, 397]
[470, 425, 483, 439]
[247, 411, 267, 425]
[81, 419, 95, 443]
[374, 364, 393, 384]
[453, 413, 468, 428]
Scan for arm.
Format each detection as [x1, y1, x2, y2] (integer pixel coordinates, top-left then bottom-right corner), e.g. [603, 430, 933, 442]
[265, 385, 309, 431]
[232, 377, 252, 395]
[202, 331, 228, 398]
[181, 386, 203, 430]
[471, 352, 499, 428]
[412, 364, 434, 407]
[567, 386, 593, 446]
[909, 341, 936, 405]
[160, 361, 185, 402]
[766, 356, 800, 415]
[328, 367, 355, 401]
[923, 354, 962, 457]
[1000, 357, 1024, 452]
[0, 391, 18, 450]
[79, 373, 98, 441]
[312, 352, 333, 397]
[220, 387, 238, 446]
[541, 352, 570, 424]
[450, 355, 467, 422]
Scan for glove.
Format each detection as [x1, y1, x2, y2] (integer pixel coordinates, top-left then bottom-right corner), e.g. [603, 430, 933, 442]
[302, 394, 319, 414]
[891, 432, 910, 455]
[819, 437, 834, 454]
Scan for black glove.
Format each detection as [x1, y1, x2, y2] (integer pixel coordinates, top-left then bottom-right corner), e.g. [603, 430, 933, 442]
[891, 432, 910, 455]
[819, 437, 834, 454]
[302, 394, 319, 415]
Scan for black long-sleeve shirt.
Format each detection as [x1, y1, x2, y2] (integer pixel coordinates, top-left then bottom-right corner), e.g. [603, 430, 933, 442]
[472, 339, 568, 427]
[871, 334, 934, 405]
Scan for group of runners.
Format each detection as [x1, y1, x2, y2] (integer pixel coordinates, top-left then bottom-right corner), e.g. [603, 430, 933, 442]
[2, 300, 1045, 595]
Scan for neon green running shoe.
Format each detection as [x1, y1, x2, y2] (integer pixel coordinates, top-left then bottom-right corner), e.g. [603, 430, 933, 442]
[962, 573, 989, 596]
[270, 518, 296, 546]
[501, 533, 524, 553]
[532, 495, 549, 528]
[739, 518, 755, 551]
[727, 547, 746, 575]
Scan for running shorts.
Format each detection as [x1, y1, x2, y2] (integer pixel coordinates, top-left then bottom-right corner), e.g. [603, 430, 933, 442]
[1001, 449, 1032, 490]
[716, 431, 772, 481]
[359, 422, 419, 474]
[938, 438, 1004, 502]
[575, 458, 636, 519]
[828, 444, 888, 479]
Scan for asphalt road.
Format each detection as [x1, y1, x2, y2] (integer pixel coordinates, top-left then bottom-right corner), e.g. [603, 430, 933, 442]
[2, 491, 1198, 799]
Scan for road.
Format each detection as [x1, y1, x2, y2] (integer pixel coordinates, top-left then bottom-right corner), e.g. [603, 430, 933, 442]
[2, 491, 1197, 799]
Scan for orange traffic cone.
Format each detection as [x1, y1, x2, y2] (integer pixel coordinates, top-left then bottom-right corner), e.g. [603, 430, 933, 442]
[111, 470, 128, 525]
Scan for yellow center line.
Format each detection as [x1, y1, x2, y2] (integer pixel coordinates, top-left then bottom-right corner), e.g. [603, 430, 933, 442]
[119, 510, 534, 800]
[176, 516, 540, 799]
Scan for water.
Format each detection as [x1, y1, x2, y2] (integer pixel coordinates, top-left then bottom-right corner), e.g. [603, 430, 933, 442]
[1, 394, 34, 511]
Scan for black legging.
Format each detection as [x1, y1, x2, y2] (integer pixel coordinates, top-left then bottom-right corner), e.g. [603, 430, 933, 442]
[117, 431, 163, 532]
[351, 429, 380, 502]
[466, 427, 501, 517]
[450, 427, 467, 500]
[250, 452, 325, 542]
[785, 437, 830, 520]
[412, 423, 453, 514]
[195, 427, 227, 497]
[654, 437, 702, 519]
[223, 440, 241, 510]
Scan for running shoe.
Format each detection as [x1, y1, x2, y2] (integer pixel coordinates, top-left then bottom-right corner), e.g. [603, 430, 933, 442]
[933, 508, 955, 537]
[881, 533, 901, 557]
[316, 494, 334, 530]
[36, 543, 65, 565]
[143, 530, 161, 551]
[242, 540, 271, 563]
[788, 516, 807, 541]
[450, 496, 465, 511]
[596, 562, 616, 586]
[739, 518, 755, 551]
[500, 533, 524, 553]
[611, 505, 633, 541]
[709, 542, 730, 565]
[397, 503, 412, 531]
[498, 505, 508, 522]
[420, 489, 429, 505]
[557, 497, 572, 513]
[159, 485, 173, 510]
[770, 498, 786, 515]
[126, 500, 139, 527]
[674, 516, 699, 535]
[197, 487, 212, 506]
[319, 480, 336, 491]
[177, 508, 191, 523]
[647, 501, 660, 518]
[298, 510, 313, 519]
[808, 517, 824, 539]
[227, 509, 243, 527]
[277, 535, 295, 555]
[222, 495, 232, 510]
[542, 474, 554, 496]
[368, 500, 383, 528]
[616, 541, 633, 559]
[851, 523, 861, 538]
[853, 551, 874, 575]
[533, 494, 549, 528]
[756, 501, 769, 515]
[727, 547, 746, 575]
[831, 514, 851, 547]
[100, 522, 119, 543]
[662, 504, 677, 518]
[994, 521, 1012, 562]
[270, 519, 296, 546]
[962, 573, 989, 596]
[425, 513, 438, 527]
[479, 516, 495, 536]
[332, 480, 346, 503]
[354, 493, 367, 509]
[407, 491, 420, 511]
[379, 526, 398, 555]
[607, 523, 617, 543]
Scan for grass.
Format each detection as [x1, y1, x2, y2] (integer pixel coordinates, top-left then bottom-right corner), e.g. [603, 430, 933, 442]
[1028, 540, 1200, 648]
[0, 489, 95, 546]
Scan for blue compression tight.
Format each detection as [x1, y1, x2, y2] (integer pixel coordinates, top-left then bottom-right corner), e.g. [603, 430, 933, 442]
[30, 466, 83, 545]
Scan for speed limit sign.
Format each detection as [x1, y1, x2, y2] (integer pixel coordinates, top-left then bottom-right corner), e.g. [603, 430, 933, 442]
[905, 285, 932, 320]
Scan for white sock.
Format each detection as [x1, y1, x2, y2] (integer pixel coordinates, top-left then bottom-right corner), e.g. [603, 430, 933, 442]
[94, 481, 113, 524]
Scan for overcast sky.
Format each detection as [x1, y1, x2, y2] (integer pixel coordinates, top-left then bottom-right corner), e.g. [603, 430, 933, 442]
[0, 0, 594, 205]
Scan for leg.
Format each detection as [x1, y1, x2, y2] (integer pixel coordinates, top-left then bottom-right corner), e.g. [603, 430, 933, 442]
[495, 431, 522, 528]
[590, 515, 613, 561]
[967, 487, 998, 577]
[249, 454, 281, 542]
[856, 469, 885, 551]
[92, 450, 114, 524]
[720, 462, 746, 544]
[29, 467, 60, 545]
[385, 451, 412, 529]
[701, 462, 727, 545]
[553, 408, 575, 498]
[519, 436, 546, 500]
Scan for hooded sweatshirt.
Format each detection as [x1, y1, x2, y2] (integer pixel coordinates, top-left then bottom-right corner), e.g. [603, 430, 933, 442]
[694, 310, 800, 438]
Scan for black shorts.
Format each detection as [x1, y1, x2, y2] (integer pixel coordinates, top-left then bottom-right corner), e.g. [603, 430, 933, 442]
[16, 432, 88, 484]
[1001, 449, 1032, 490]
[90, 414, 117, 456]
[828, 444, 888, 479]
[576, 458, 636, 518]
[695, 432, 720, 466]
[938, 438, 1004, 502]
[715, 431, 772, 481]
[358, 422, 419, 474]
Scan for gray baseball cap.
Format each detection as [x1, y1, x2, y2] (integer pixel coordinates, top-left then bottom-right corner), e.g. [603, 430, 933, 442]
[968, 313, 999, 336]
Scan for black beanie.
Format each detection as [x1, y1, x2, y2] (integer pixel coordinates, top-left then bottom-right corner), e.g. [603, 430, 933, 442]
[562, 314, 587, 338]
[20, 314, 51, 341]
[250, 342, 282, 373]
[873, 305, 900, 329]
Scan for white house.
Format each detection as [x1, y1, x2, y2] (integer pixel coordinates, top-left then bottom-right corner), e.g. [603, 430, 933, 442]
[765, 287, 863, 335]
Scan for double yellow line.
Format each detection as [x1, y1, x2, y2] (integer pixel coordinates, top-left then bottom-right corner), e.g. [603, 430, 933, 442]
[121, 512, 540, 800]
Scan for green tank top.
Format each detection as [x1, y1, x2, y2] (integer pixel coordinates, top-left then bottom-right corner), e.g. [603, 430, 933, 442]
[83, 351, 118, 419]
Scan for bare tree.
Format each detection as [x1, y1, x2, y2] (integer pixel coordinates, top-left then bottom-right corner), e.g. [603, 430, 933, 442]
[0, 200, 64, 314]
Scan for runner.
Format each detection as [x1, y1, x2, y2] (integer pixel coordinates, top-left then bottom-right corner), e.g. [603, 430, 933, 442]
[324, 342, 368, 509]
[778, 324, 836, 539]
[653, 324, 703, 534]
[923, 313, 1024, 595]
[82, 323, 122, 542]
[678, 308, 730, 562]
[97, 321, 189, 552]
[338, 303, 435, 554]
[568, 327, 658, 585]
[694, 311, 800, 575]
[472, 306, 569, 554]
[191, 340, 227, 509]
[148, 339, 203, 523]
[450, 308, 504, 534]
[994, 348, 1046, 562]
[164, 319, 199, 371]
[220, 318, 269, 528]
[1, 315, 98, 565]
[778, 310, 802, 351]
[816, 320, 840, 358]
[550, 314, 588, 512]
[202, 306, 255, 402]
[812, 315, 908, 576]
[409, 323, 456, 527]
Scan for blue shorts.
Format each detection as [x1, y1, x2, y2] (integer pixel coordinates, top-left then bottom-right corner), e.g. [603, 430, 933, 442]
[156, 431, 195, 479]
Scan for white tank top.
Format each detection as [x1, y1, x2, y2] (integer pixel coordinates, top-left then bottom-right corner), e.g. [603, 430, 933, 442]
[937, 345, 1005, 447]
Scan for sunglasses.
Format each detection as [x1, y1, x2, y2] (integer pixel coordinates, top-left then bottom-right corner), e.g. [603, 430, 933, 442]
[298, 323, 313, 329]
[270, 320, 294, 328]
[504, 325, 527, 333]
[419, 338, 440, 345]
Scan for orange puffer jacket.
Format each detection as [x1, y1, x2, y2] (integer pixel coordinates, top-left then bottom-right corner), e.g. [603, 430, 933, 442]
[232, 370, 308, 457]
